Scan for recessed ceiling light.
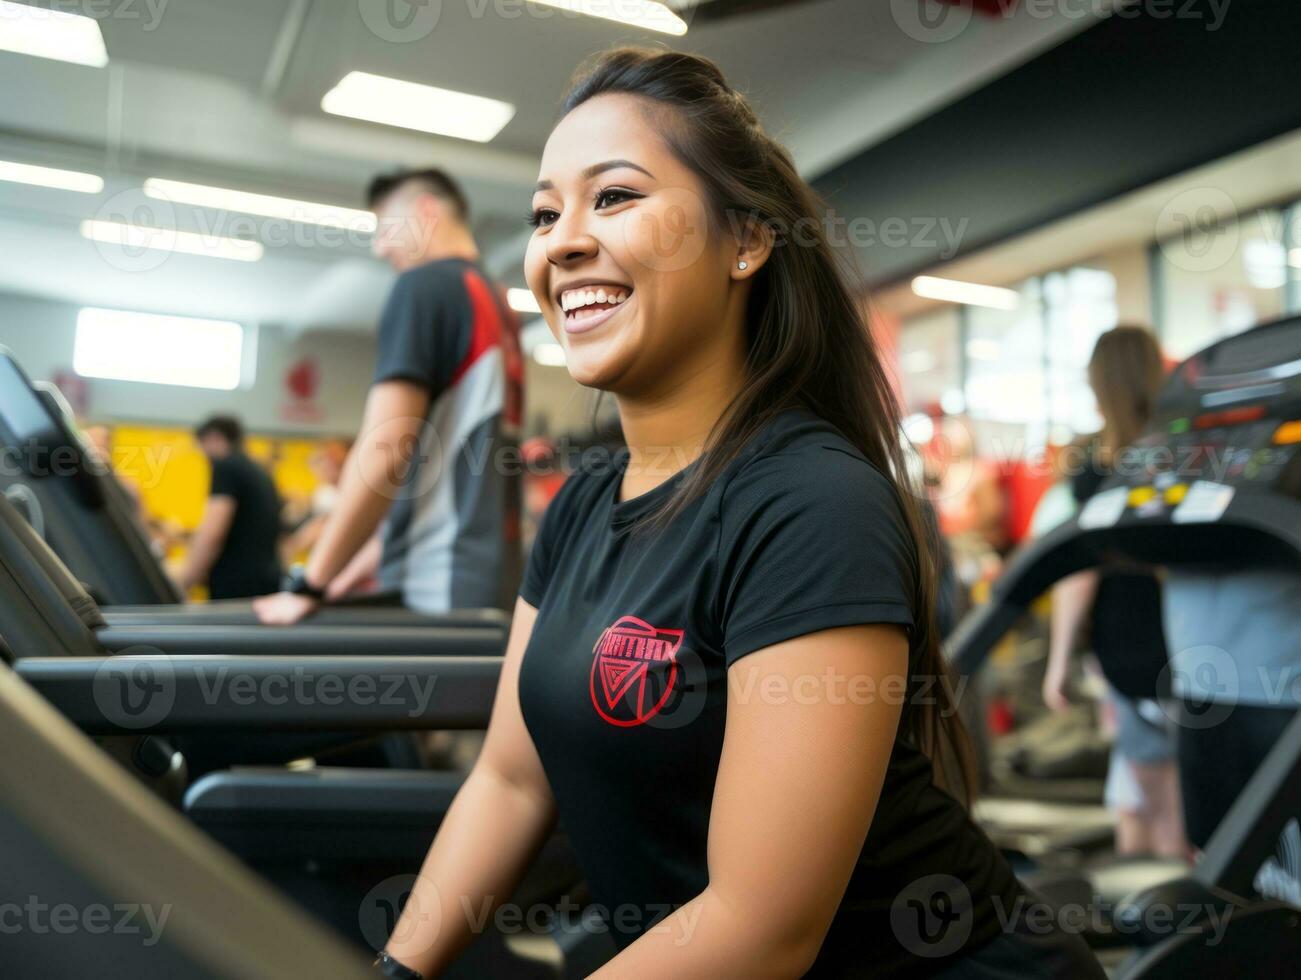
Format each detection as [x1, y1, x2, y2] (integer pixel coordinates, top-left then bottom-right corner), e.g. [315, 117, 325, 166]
[321, 72, 515, 143]
[530, 0, 688, 35]
[507, 288, 541, 314]
[0, 159, 103, 194]
[912, 275, 1020, 311]
[80, 220, 264, 263]
[144, 178, 377, 232]
[0, 0, 108, 67]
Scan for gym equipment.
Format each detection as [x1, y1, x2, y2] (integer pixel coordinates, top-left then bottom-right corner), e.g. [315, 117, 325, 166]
[949, 315, 1301, 977]
[0, 649, 377, 980]
[0, 345, 509, 630]
[0, 511, 609, 974]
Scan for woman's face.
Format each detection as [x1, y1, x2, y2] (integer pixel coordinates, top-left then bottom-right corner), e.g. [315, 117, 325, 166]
[525, 94, 744, 397]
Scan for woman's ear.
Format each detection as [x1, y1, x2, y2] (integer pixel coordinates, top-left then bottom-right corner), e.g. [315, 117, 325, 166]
[731, 216, 776, 280]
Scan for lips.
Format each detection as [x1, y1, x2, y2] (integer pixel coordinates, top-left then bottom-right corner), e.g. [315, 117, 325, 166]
[555, 282, 633, 336]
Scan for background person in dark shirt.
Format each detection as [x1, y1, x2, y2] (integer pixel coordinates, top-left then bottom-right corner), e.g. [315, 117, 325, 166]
[377, 48, 1101, 980]
[175, 415, 282, 600]
[254, 167, 522, 624]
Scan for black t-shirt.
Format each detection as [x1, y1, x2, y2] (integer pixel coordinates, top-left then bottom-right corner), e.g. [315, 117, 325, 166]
[371, 257, 523, 612]
[1070, 445, 1167, 697]
[207, 451, 282, 600]
[518, 410, 1021, 977]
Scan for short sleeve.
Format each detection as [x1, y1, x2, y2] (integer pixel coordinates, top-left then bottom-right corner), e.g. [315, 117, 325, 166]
[372, 265, 471, 395]
[718, 448, 917, 667]
[209, 457, 239, 499]
[519, 473, 582, 608]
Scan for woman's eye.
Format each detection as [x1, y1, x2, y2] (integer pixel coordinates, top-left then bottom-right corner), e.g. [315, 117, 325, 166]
[595, 188, 638, 210]
[527, 208, 559, 228]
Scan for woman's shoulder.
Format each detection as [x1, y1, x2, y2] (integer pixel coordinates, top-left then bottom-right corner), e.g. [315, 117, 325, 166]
[719, 408, 899, 512]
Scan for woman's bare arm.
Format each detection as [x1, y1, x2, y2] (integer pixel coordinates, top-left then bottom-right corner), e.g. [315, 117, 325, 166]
[384, 598, 558, 976]
[589, 623, 909, 978]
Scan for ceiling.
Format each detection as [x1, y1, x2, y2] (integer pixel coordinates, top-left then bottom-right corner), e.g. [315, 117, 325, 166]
[875, 126, 1301, 321]
[0, 0, 1103, 335]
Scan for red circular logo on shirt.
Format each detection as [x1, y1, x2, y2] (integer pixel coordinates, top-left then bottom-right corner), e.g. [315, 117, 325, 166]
[589, 616, 684, 727]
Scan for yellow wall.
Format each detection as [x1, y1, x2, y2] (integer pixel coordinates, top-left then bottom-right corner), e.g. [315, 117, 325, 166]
[107, 425, 326, 532]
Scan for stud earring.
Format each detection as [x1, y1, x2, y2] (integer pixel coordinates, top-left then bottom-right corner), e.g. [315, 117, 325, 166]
[738, 261, 748, 271]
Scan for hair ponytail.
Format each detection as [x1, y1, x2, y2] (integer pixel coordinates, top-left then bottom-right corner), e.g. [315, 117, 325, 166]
[562, 48, 976, 802]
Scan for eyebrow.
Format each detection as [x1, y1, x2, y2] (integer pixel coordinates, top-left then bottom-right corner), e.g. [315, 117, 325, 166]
[534, 159, 655, 192]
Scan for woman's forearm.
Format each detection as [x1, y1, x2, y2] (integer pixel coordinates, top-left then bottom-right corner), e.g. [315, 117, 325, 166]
[1048, 570, 1099, 667]
[384, 762, 558, 976]
[589, 886, 816, 980]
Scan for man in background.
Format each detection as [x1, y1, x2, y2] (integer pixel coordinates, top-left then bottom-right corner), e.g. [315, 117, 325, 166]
[254, 167, 523, 623]
[176, 415, 282, 600]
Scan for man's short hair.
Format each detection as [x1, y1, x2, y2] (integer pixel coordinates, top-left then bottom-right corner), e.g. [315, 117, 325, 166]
[366, 167, 469, 222]
[195, 415, 244, 445]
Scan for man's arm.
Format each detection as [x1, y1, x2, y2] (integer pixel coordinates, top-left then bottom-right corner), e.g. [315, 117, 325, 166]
[173, 496, 236, 592]
[254, 380, 429, 624]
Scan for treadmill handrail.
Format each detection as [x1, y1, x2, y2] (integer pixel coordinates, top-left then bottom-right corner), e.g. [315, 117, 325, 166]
[0, 660, 375, 979]
[95, 623, 506, 657]
[948, 494, 1301, 676]
[17, 654, 501, 733]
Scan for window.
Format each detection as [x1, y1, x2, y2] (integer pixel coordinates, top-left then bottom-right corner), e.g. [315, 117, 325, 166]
[897, 307, 961, 413]
[963, 278, 1045, 427]
[1043, 265, 1114, 437]
[74, 308, 245, 390]
[1157, 206, 1286, 359]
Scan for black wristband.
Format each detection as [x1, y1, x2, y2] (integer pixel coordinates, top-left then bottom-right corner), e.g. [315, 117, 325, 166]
[373, 951, 424, 980]
[281, 564, 326, 601]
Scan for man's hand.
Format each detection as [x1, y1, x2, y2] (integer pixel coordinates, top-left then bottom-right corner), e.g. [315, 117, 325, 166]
[253, 591, 319, 626]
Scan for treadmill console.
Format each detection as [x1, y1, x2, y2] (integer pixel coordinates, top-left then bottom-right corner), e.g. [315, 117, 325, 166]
[1080, 317, 1301, 531]
[0, 349, 105, 509]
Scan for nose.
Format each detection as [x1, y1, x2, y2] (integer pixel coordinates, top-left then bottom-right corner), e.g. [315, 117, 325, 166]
[545, 211, 599, 268]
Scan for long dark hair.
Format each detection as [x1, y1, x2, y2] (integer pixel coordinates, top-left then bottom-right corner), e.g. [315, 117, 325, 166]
[562, 48, 975, 801]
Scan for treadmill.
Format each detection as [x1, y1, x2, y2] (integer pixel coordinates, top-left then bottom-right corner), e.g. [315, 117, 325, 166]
[0, 509, 611, 975]
[948, 315, 1301, 977]
[0, 344, 508, 631]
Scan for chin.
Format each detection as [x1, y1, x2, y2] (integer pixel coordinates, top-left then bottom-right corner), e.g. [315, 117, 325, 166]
[562, 344, 636, 393]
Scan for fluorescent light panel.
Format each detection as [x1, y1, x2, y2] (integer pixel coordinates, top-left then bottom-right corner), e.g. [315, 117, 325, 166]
[912, 275, 1021, 311]
[75, 308, 244, 390]
[530, 0, 687, 35]
[507, 288, 541, 314]
[80, 218, 264, 261]
[0, 0, 108, 67]
[0, 159, 103, 193]
[144, 178, 377, 232]
[321, 72, 515, 143]
[80, 219, 264, 263]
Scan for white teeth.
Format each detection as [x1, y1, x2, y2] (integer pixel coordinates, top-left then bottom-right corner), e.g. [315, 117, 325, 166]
[559, 286, 631, 313]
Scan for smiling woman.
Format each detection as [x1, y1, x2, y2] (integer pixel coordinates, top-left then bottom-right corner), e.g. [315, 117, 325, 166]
[375, 48, 1106, 980]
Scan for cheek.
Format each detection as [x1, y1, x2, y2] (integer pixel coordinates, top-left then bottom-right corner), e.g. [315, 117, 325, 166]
[620, 187, 713, 278]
